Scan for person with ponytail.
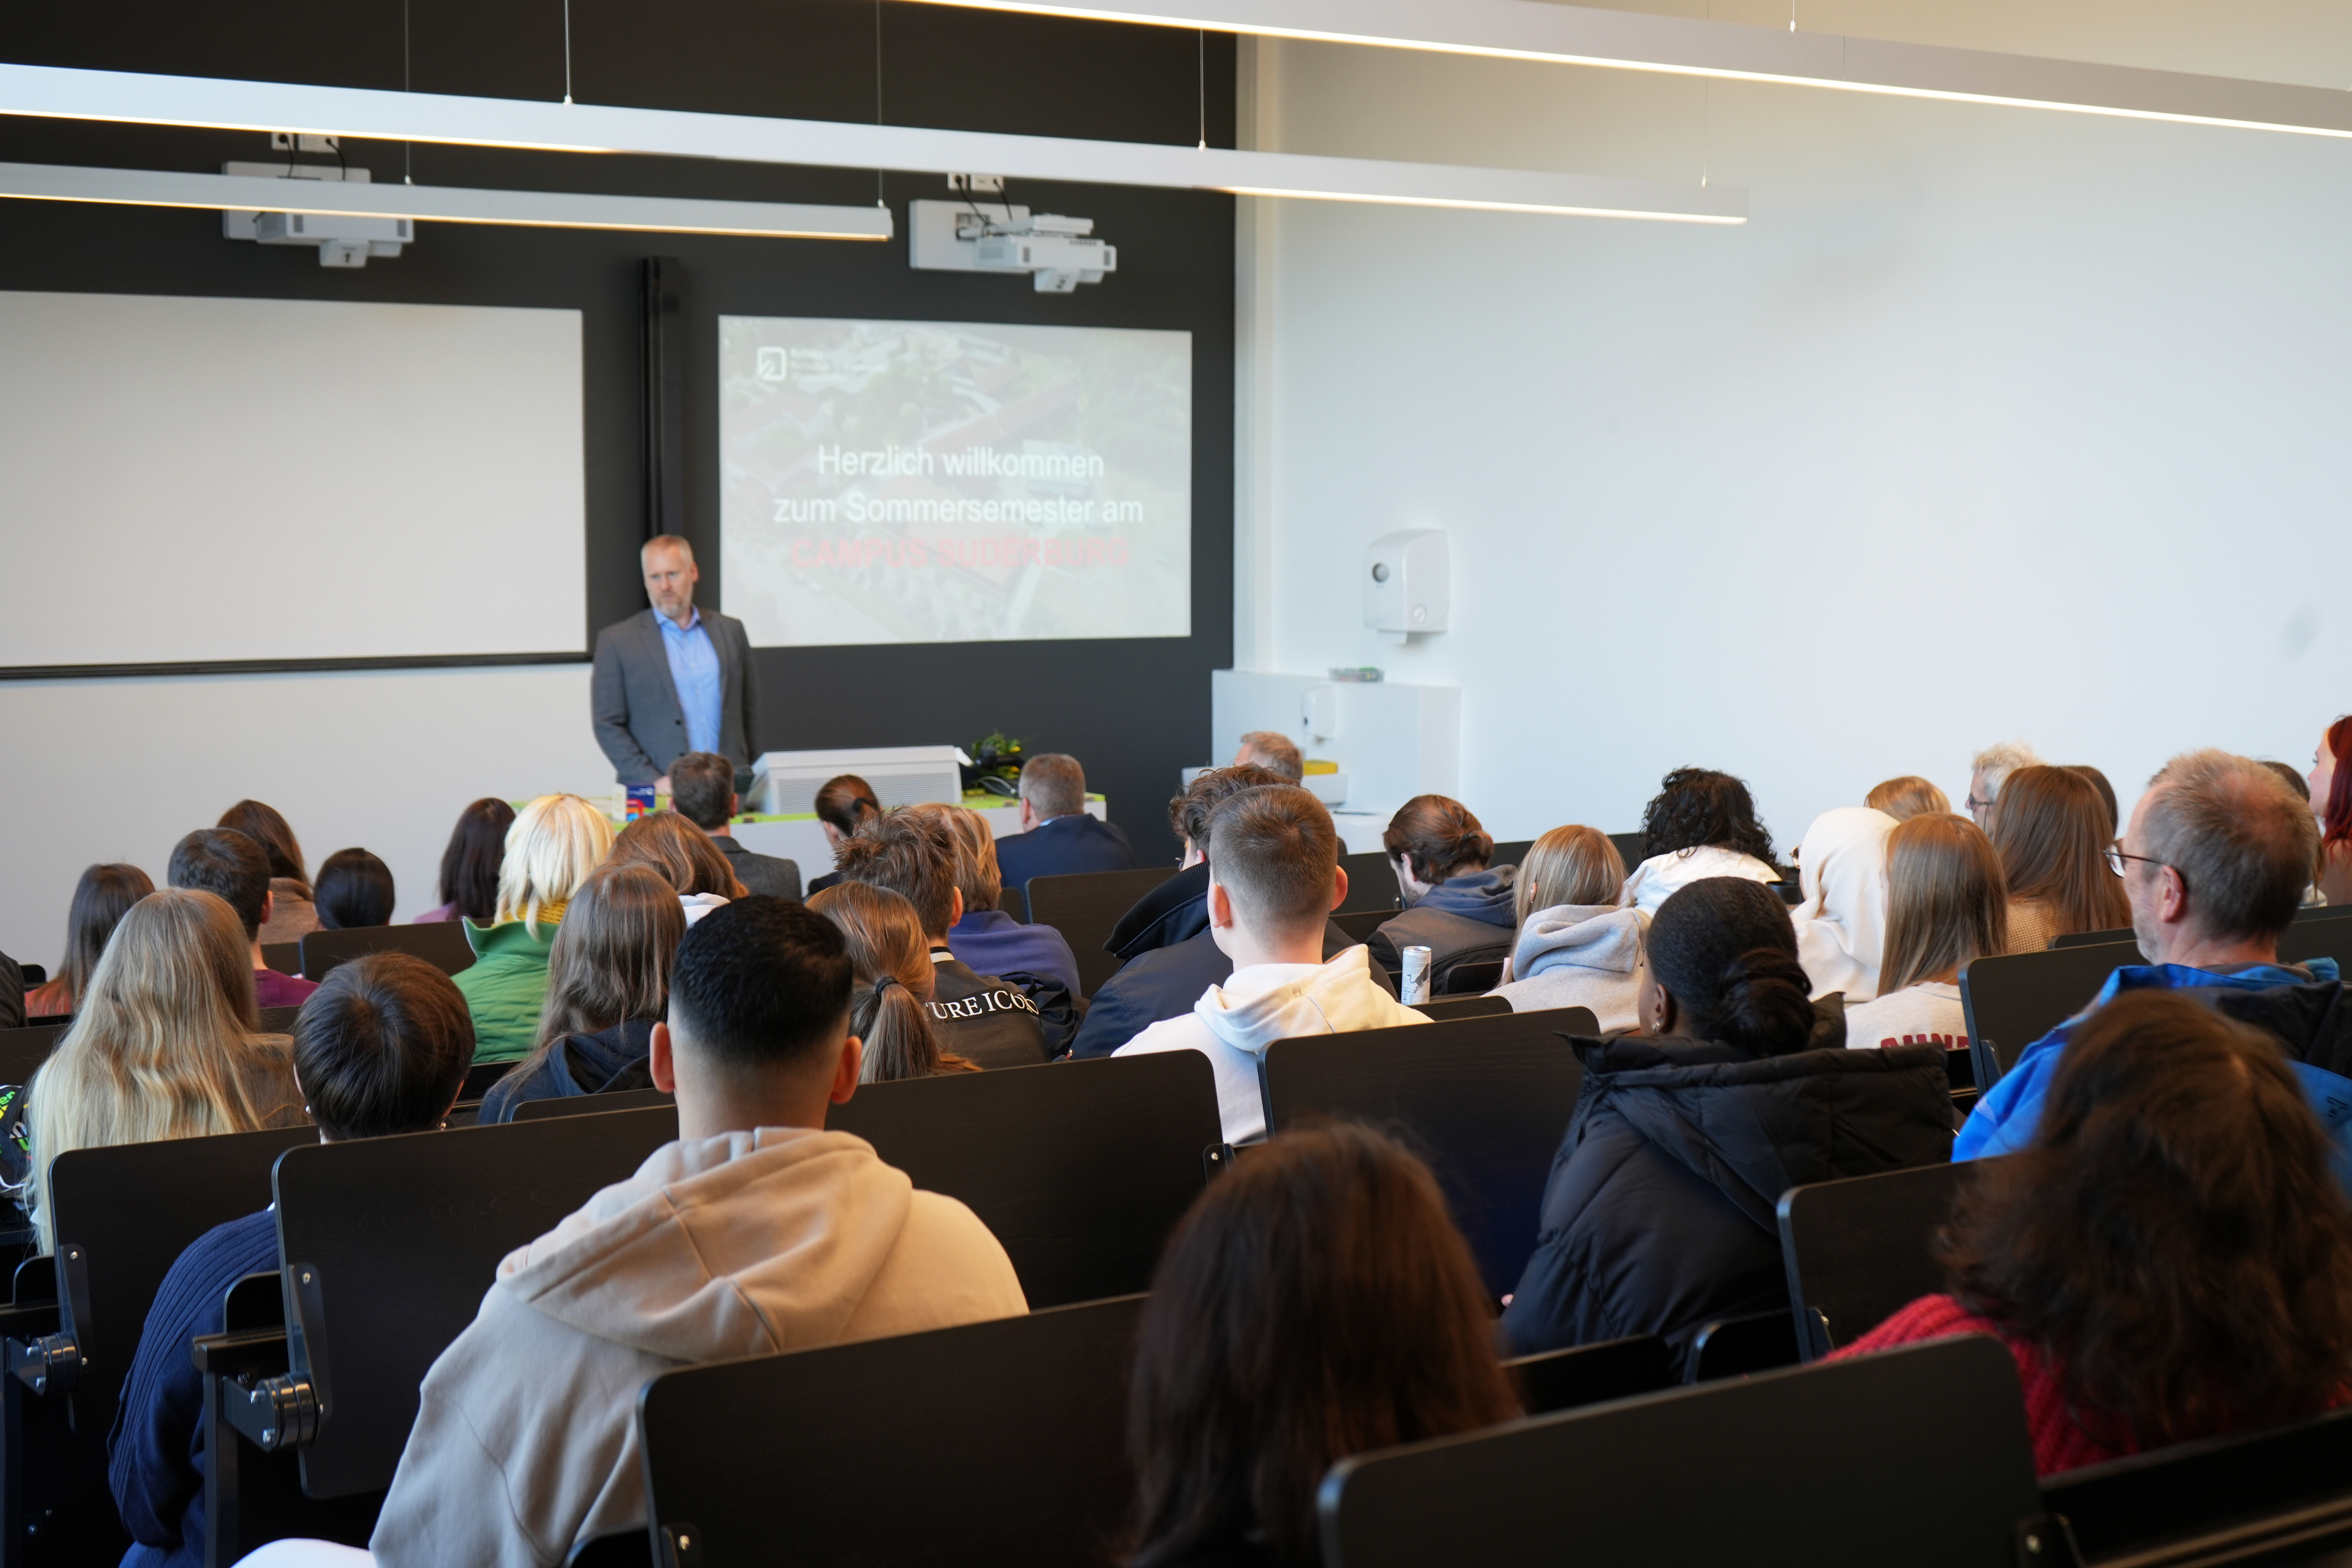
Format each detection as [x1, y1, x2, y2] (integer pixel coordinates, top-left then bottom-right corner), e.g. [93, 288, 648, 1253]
[2311, 716, 2352, 906]
[807, 883, 977, 1081]
[806, 774, 883, 897]
[1501, 877, 1953, 1376]
[1368, 794, 1517, 993]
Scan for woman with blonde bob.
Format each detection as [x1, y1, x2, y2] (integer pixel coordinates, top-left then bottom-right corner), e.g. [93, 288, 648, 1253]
[1488, 827, 1646, 1030]
[12, 890, 303, 1249]
[455, 794, 615, 1064]
[1844, 815, 2008, 1051]
[938, 805, 1082, 996]
[480, 864, 687, 1122]
[807, 882, 976, 1081]
[1990, 765, 2129, 951]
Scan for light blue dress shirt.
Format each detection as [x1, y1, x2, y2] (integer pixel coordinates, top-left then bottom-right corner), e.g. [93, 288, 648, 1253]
[657, 605, 723, 757]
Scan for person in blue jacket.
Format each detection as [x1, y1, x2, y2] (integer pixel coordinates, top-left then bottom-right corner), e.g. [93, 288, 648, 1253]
[994, 753, 1135, 898]
[108, 953, 474, 1568]
[1958, 749, 2350, 1172]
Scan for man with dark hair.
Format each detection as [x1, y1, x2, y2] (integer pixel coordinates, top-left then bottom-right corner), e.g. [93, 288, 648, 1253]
[111, 954, 474, 1568]
[667, 749, 802, 901]
[1071, 766, 1393, 1058]
[1959, 749, 2348, 1169]
[1116, 788, 1422, 1141]
[372, 898, 1026, 1566]
[837, 811, 1064, 1066]
[994, 752, 1135, 896]
[167, 827, 317, 1006]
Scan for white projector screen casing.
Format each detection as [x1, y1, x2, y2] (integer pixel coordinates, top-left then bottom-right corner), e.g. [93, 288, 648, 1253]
[0, 291, 586, 672]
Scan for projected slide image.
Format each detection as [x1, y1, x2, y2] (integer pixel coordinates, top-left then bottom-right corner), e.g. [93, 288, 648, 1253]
[720, 316, 1192, 647]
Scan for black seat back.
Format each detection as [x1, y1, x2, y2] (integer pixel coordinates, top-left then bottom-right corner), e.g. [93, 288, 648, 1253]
[1025, 867, 1176, 997]
[1488, 839, 1531, 869]
[1777, 1159, 1984, 1359]
[297, 922, 477, 981]
[258, 1006, 301, 1033]
[0, 1023, 64, 1086]
[1607, 832, 1648, 871]
[1960, 941, 2138, 1088]
[1260, 1009, 1595, 1297]
[1329, 908, 1389, 944]
[1505, 1335, 1672, 1415]
[2050, 927, 2137, 950]
[271, 1106, 680, 1497]
[1411, 995, 1511, 1021]
[511, 1086, 676, 1122]
[639, 1294, 1145, 1568]
[2279, 919, 2352, 970]
[1337, 851, 1401, 913]
[1319, 1336, 2040, 1568]
[2044, 1403, 2352, 1564]
[828, 1053, 1221, 1308]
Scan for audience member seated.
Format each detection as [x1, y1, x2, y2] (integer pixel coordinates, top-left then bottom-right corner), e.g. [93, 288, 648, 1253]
[1990, 765, 2130, 951]
[668, 749, 801, 901]
[1368, 795, 1517, 992]
[412, 798, 516, 925]
[1071, 767, 1385, 1060]
[1837, 991, 2352, 1475]
[1863, 775, 1951, 822]
[1486, 826, 1644, 1029]
[368, 899, 1028, 1564]
[8, 889, 304, 1250]
[478, 865, 683, 1124]
[2265, 758, 2313, 804]
[1788, 806, 1898, 1001]
[836, 808, 1063, 1067]
[456, 793, 614, 1065]
[937, 805, 1081, 996]
[1501, 877, 1951, 1373]
[218, 799, 318, 946]
[169, 828, 319, 1008]
[1117, 787, 1423, 1143]
[1967, 739, 2041, 829]
[108, 954, 473, 1568]
[1958, 750, 2343, 1163]
[1622, 768, 1783, 915]
[1229, 729, 1304, 782]
[2313, 717, 2352, 907]
[806, 773, 883, 897]
[312, 848, 394, 930]
[809, 883, 979, 1080]
[1125, 1124, 1518, 1568]
[23, 862, 152, 1019]
[1844, 814, 2007, 1050]
[2065, 764, 2121, 838]
[609, 808, 745, 925]
[994, 752, 1135, 893]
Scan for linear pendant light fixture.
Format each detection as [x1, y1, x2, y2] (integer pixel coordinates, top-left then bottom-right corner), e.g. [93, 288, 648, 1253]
[896, 0, 2352, 141]
[0, 62, 1746, 224]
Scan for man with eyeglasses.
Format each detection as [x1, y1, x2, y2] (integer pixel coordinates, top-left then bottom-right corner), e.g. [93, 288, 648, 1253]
[1964, 739, 2041, 827]
[1957, 749, 2350, 1175]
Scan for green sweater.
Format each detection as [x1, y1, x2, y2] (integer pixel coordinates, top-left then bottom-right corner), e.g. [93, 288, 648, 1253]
[455, 918, 559, 1064]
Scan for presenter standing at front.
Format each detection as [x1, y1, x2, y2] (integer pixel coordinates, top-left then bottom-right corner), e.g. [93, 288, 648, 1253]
[591, 535, 760, 791]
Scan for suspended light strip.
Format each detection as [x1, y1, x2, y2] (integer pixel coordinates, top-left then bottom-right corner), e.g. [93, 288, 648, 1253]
[0, 160, 895, 238]
[0, 63, 1746, 223]
[897, 0, 2352, 141]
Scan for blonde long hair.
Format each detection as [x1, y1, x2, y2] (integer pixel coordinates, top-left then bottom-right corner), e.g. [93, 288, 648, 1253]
[26, 889, 302, 1250]
[806, 882, 975, 1081]
[1513, 825, 1626, 927]
[495, 794, 615, 935]
[1879, 815, 2011, 994]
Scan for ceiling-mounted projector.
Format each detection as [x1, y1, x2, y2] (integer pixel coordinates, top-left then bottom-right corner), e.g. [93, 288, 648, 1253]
[222, 157, 410, 268]
[909, 193, 1116, 294]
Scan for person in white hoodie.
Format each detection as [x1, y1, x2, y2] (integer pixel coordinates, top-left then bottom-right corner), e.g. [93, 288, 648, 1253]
[1621, 768, 1785, 916]
[1488, 825, 1647, 1030]
[1116, 785, 1426, 1143]
[1787, 805, 1898, 1002]
[367, 896, 1028, 1568]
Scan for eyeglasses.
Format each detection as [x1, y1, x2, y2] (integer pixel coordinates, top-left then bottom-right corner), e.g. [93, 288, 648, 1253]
[2104, 845, 2162, 877]
[1964, 795, 1992, 815]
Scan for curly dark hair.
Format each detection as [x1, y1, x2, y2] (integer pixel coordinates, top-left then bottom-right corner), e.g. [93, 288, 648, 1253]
[1939, 990, 2352, 1454]
[1638, 768, 1776, 864]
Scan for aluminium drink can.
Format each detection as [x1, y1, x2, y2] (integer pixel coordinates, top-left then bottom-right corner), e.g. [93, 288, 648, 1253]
[1401, 945, 1433, 1004]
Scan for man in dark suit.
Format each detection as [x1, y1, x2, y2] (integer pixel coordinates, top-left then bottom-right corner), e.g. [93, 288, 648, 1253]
[994, 753, 1135, 901]
[591, 536, 759, 790]
[667, 751, 801, 901]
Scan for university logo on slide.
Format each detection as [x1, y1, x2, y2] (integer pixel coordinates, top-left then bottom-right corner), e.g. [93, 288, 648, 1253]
[755, 346, 789, 382]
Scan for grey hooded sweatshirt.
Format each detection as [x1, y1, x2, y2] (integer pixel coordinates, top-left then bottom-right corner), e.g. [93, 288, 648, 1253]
[370, 1126, 1028, 1568]
[1489, 903, 1648, 1032]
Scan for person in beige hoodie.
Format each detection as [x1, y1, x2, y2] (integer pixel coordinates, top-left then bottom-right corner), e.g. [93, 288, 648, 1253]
[1117, 785, 1426, 1143]
[368, 897, 1028, 1568]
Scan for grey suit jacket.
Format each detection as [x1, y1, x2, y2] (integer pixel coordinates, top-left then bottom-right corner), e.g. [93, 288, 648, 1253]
[590, 607, 759, 784]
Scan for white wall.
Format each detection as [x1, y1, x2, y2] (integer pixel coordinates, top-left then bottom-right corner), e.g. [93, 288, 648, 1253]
[1235, 5, 2352, 854]
[0, 666, 613, 973]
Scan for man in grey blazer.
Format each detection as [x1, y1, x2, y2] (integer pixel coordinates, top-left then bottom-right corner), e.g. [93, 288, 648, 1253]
[591, 535, 760, 789]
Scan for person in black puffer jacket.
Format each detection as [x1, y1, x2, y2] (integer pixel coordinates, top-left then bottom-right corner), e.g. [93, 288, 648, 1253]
[1501, 876, 1952, 1376]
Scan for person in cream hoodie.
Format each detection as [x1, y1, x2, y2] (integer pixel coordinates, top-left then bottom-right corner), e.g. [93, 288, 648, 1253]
[369, 897, 1028, 1568]
[1118, 785, 1426, 1143]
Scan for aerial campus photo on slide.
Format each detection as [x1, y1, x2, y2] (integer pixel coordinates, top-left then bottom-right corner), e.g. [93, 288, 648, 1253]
[719, 315, 1193, 647]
